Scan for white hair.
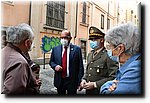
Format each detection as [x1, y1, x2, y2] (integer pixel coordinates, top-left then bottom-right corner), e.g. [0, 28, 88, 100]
[105, 23, 140, 55]
[6, 23, 34, 44]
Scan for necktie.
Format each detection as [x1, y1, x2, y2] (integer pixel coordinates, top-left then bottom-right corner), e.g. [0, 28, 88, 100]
[93, 51, 97, 58]
[62, 46, 67, 78]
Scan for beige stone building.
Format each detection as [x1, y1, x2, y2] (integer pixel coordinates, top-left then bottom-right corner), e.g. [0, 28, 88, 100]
[116, 0, 141, 25]
[1, 0, 140, 63]
[29, 0, 119, 62]
[1, 1, 30, 26]
[73, 0, 119, 60]
[1, 1, 30, 48]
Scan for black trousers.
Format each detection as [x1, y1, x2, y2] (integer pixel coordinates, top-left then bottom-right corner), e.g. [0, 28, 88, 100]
[86, 88, 99, 95]
[57, 77, 77, 95]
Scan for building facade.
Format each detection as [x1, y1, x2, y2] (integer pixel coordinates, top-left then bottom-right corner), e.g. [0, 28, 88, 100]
[75, 0, 118, 61]
[117, 0, 140, 25]
[29, 0, 118, 62]
[1, 0, 140, 62]
[1, 1, 30, 48]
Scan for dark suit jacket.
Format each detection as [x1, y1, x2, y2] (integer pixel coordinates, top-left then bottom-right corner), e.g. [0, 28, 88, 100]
[49, 44, 84, 89]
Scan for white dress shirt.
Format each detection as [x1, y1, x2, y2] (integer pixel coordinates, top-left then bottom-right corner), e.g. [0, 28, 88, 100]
[62, 44, 70, 77]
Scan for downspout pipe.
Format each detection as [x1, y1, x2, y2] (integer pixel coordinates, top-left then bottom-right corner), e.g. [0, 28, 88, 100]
[29, 1, 32, 25]
[74, 1, 78, 44]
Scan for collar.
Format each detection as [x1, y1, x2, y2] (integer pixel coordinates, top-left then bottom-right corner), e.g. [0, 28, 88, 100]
[62, 43, 71, 48]
[93, 47, 104, 57]
[7, 43, 23, 54]
[92, 47, 105, 53]
[96, 47, 103, 53]
[7, 43, 30, 64]
[118, 53, 141, 74]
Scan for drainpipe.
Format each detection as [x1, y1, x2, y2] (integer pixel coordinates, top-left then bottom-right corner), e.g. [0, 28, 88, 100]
[29, 1, 32, 25]
[74, 1, 78, 44]
[107, 1, 109, 30]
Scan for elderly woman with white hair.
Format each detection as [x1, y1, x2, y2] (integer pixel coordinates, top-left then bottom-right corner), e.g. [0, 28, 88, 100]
[100, 23, 141, 94]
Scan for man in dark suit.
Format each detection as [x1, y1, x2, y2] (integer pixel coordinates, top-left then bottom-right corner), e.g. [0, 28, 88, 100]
[79, 26, 118, 94]
[50, 30, 84, 94]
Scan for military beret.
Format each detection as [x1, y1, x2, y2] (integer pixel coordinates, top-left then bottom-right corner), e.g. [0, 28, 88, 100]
[89, 26, 105, 40]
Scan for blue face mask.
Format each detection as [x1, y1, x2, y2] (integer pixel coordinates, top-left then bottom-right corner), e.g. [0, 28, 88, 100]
[107, 50, 119, 62]
[90, 41, 98, 49]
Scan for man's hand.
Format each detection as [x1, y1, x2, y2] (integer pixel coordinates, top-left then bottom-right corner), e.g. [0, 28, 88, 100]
[83, 81, 95, 90]
[78, 80, 87, 91]
[55, 65, 63, 71]
[35, 78, 42, 87]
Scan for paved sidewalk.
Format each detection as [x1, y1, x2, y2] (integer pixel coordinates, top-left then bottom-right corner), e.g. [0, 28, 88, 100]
[39, 62, 87, 94]
[39, 65, 56, 94]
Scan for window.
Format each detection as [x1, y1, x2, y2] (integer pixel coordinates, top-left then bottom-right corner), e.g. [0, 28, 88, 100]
[80, 1, 89, 26]
[82, 2, 86, 24]
[107, 18, 110, 30]
[101, 14, 104, 29]
[80, 40, 87, 60]
[46, 1, 65, 29]
[2, 1, 14, 5]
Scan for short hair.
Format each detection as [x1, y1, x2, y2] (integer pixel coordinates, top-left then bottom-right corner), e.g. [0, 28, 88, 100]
[62, 30, 71, 37]
[6, 23, 34, 44]
[105, 23, 140, 56]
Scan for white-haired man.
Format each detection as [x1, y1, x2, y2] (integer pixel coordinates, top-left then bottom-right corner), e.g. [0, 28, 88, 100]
[1, 23, 41, 94]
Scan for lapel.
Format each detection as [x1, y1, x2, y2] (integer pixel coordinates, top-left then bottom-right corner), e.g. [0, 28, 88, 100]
[87, 51, 94, 66]
[69, 44, 75, 61]
[87, 47, 105, 67]
[92, 47, 105, 61]
[59, 45, 62, 64]
[69, 44, 75, 74]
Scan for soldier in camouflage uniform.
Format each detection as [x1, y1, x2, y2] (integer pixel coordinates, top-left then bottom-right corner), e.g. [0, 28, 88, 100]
[79, 26, 118, 94]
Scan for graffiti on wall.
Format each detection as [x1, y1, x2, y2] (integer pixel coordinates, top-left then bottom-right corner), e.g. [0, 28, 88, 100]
[41, 35, 61, 53]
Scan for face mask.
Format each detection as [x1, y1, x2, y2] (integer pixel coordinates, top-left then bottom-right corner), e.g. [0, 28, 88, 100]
[90, 41, 98, 49]
[25, 39, 34, 52]
[107, 49, 119, 62]
[61, 39, 68, 46]
[29, 42, 34, 51]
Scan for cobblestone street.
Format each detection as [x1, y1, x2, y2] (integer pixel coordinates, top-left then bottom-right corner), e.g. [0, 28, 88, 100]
[39, 65, 56, 94]
[39, 62, 87, 94]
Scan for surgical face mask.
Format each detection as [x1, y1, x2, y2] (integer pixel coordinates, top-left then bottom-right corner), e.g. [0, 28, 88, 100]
[25, 39, 34, 52]
[61, 39, 68, 46]
[107, 49, 119, 63]
[29, 42, 34, 51]
[90, 40, 99, 49]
